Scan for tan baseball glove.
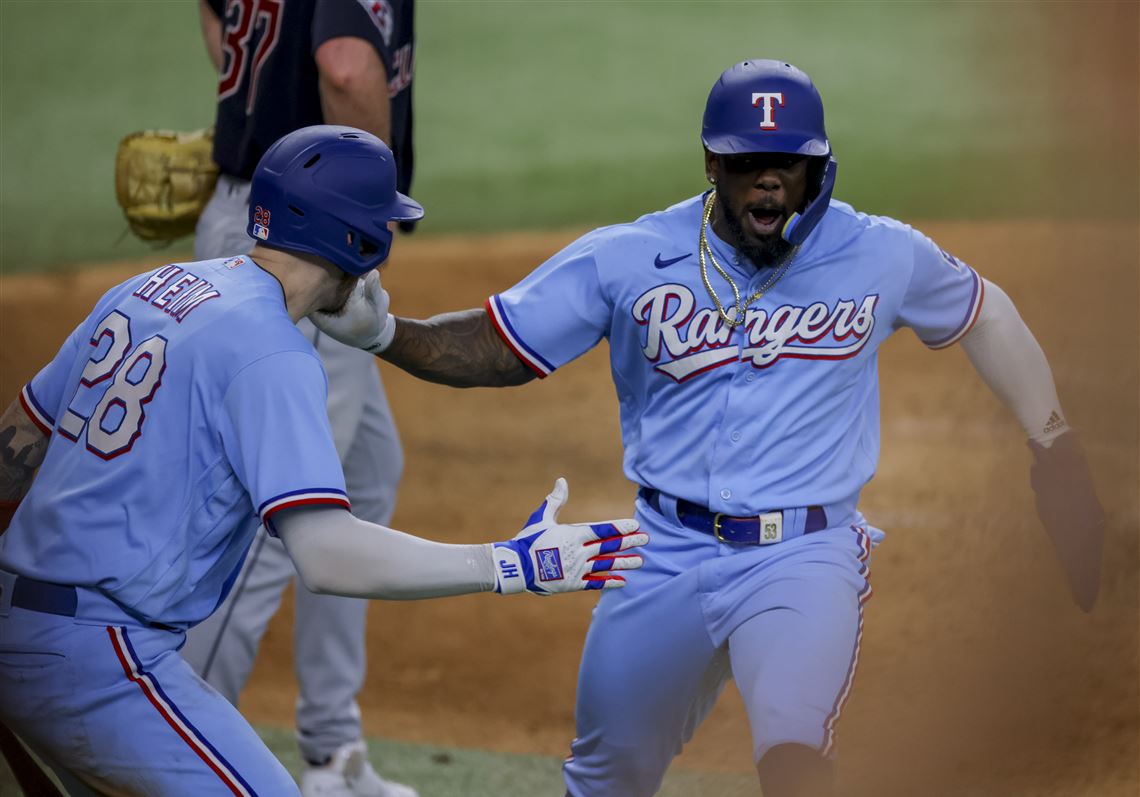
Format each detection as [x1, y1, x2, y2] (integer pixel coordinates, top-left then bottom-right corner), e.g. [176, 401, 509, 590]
[114, 128, 219, 243]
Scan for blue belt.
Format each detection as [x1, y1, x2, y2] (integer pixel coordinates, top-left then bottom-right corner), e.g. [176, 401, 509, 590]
[8, 575, 77, 617]
[1, 573, 179, 631]
[638, 487, 827, 544]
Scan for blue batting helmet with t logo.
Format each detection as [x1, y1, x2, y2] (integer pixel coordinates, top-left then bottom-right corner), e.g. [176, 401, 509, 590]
[702, 60, 838, 246]
[247, 125, 424, 276]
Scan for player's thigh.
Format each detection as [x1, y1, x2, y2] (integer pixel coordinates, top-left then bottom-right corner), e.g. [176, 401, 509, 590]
[339, 367, 403, 525]
[1, 616, 298, 795]
[181, 529, 295, 691]
[84, 625, 299, 795]
[292, 586, 368, 684]
[565, 567, 727, 797]
[0, 613, 94, 778]
[729, 541, 872, 761]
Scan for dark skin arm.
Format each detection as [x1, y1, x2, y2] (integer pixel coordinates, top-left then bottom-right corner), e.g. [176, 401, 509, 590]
[383, 309, 537, 388]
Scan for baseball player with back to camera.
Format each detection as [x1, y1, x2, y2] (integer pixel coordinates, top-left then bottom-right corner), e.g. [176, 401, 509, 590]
[0, 125, 648, 796]
[310, 60, 1106, 796]
[184, 2, 419, 795]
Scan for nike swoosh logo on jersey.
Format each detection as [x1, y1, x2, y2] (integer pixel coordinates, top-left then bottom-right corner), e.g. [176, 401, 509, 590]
[654, 252, 692, 269]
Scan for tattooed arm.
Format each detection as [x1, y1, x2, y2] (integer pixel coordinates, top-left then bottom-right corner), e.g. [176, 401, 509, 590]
[0, 397, 50, 529]
[382, 309, 537, 388]
[308, 274, 537, 387]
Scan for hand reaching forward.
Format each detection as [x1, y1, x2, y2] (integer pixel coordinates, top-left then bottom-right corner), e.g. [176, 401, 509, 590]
[493, 478, 648, 595]
[1029, 432, 1105, 612]
[309, 269, 396, 354]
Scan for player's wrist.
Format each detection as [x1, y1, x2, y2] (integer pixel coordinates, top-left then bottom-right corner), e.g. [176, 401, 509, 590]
[365, 313, 397, 355]
[491, 538, 532, 595]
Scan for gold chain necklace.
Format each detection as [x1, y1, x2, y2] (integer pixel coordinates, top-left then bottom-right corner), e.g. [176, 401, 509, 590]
[698, 190, 798, 327]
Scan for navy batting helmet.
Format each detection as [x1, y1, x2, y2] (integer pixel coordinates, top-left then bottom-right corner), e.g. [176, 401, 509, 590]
[702, 60, 837, 246]
[248, 125, 423, 276]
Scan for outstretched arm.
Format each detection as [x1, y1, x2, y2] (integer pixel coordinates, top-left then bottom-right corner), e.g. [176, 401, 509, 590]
[310, 271, 536, 388]
[958, 279, 1065, 445]
[278, 479, 645, 599]
[384, 309, 537, 388]
[959, 278, 1104, 611]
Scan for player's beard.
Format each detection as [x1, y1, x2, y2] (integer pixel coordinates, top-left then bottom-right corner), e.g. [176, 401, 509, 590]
[323, 272, 361, 315]
[719, 193, 796, 270]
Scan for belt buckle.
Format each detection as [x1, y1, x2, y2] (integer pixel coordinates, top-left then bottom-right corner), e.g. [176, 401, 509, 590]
[713, 513, 727, 542]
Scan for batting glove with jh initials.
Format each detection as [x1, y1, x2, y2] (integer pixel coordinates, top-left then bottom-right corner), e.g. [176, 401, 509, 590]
[493, 478, 647, 595]
[309, 270, 396, 354]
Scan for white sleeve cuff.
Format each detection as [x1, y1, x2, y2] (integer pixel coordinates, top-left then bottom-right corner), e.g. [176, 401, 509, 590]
[958, 278, 1068, 445]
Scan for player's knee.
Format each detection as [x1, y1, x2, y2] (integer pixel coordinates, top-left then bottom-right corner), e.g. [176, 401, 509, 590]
[564, 736, 670, 797]
[756, 743, 834, 797]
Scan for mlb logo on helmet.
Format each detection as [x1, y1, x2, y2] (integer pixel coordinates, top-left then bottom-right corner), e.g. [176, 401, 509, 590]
[536, 548, 565, 582]
[252, 205, 271, 240]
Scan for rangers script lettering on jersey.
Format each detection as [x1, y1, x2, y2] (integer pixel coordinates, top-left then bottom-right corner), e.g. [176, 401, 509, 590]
[633, 285, 879, 380]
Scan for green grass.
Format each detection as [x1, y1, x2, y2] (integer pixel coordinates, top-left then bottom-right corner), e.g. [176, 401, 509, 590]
[258, 726, 761, 797]
[0, 725, 758, 796]
[0, 1, 1130, 272]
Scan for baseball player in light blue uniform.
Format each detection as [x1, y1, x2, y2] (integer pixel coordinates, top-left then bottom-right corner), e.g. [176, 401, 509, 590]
[0, 126, 647, 796]
[310, 61, 1104, 796]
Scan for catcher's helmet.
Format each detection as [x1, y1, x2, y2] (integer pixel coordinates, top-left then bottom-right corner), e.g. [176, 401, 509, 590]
[702, 60, 837, 246]
[248, 125, 423, 276]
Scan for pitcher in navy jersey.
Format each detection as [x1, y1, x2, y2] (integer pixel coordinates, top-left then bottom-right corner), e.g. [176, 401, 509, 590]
[310, 60, 1105, 797]
[185, 2, 419, 795]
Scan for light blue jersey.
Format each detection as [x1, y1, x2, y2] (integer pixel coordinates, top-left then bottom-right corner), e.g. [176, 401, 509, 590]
[1, 255, 348, 630]
[489, 195, 981, 513]
[490, 195, 985, 796]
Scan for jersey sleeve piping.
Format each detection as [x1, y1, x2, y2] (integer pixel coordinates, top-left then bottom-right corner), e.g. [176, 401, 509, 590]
[924, 267, 985, 350]
[485, 296, 553, 378]
[20, 384, 55, 435]
[259, 488, 351, 527]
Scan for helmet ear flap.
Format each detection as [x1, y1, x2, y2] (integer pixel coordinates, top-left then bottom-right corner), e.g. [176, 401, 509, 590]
[782, 156, 837, 246]
[805, 156, 829, 203]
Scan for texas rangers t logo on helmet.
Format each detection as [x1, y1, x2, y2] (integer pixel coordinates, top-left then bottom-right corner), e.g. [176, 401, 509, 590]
[751, 92, 785, 130]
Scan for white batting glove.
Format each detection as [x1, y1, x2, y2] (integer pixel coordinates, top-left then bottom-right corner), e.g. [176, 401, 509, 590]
[492, 478, 648, 595]
[309, 270, 396, 354]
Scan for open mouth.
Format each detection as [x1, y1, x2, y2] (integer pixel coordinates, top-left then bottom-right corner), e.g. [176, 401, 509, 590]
[746, 207, 784, 236]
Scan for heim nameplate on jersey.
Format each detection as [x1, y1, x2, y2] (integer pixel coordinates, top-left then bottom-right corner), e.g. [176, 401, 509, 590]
[633, 284, 879, 382]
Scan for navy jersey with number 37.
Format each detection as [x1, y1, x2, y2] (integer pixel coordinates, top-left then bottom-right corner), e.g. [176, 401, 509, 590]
[208, 0, 415, 197]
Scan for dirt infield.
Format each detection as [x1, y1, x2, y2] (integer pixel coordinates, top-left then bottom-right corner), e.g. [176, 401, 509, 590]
[0, 221, 1136, 796]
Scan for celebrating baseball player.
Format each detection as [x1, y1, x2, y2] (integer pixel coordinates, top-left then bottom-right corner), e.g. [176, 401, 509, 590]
[184, 2, 420, 795]
[0, 126, 646, 797]
[310, 60, 1106, 796]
